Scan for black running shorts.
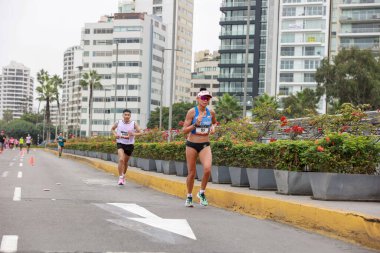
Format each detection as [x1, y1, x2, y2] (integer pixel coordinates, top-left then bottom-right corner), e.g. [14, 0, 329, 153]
[117, 143, 134, 156]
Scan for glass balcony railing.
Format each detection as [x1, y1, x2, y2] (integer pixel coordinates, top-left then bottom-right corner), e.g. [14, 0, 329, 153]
[340, 42, 380, 49]
[218, 73, 253, 78]
[342, 0, 380, 4]
[220, 45, 254, 50]
[221, 1, 256, 7]
[220, 31, 255, 36]
[220, 16, 251, 22]
[341, 27, 380, 33]
[340, 13, 380, 21]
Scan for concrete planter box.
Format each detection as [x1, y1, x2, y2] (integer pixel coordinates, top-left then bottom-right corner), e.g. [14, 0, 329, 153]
[65, 149, 74, 154]
[211, 165, 231, 184]
[155, 160, 163, 173]
[196, 164, 211, 182]
[75, 150, 87, 157]
[99, 152, 110, 161]
[110, 154, 119, 163]
[87, 151, 98, 159]
[247, 168, 277, 190]
[129, 157, 137, 167]
[139, 158, 156, 171]
[175, 161, 188, 177]
[229, 167, 249, 187]
[310, 172, 380, 201]
[162, 160, 176, 175]
[274, 170, 312, 195]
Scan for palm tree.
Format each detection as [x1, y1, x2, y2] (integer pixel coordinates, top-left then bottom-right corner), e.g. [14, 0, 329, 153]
[51, 75, 63, 133]
[282, 88, 321, 118]
[36, 69, 56, 141]
[215, 93, 242, 123]
[80, 70, 102, 137]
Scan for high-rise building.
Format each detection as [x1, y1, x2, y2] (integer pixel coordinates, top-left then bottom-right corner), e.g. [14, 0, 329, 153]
[0, 61, 34, 119]
[62, 46, 83, 136]
[80, 12, 166, 136]
[119, 0, 194, 104]
[191, 50, 220, 108]
[277, 0, 330, 113]
[331, 0, 380, 55]
[218, 0, 267, 110]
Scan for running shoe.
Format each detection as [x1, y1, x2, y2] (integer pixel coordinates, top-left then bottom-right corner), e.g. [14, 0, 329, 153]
[185, 196, 193, 207]
[197, 192, 208, 206]
[118, 178, 124, 185]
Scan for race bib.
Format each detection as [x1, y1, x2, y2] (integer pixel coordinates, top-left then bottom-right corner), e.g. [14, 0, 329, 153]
[121, 131, 129, 138]
[195, 126, 210, 134]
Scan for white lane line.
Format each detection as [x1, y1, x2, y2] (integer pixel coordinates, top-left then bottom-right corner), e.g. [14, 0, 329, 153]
[19, 163, 23, 167]
[2, 171, 9, 178]
[9, 162, 14, 166]
[13, 187, 21, 201]
[0, 235, 18, 252]
[17, 172, 22, 178]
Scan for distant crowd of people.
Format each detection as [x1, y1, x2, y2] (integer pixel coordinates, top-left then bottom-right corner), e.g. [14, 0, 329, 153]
[0, 131, 33, 153]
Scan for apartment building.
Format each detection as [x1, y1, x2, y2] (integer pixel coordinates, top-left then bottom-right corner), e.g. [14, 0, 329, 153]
[218, 0, 268, 110]
[277, 0, 330, 113]
[119, 0, 194, 104]
[191, 50, 220, 108]
[80, 13, 166, 136]
[0, 61, 34, 119]
[331, 0, 380, 55]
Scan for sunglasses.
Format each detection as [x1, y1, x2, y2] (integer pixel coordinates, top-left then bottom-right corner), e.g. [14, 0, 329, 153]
[200, 96, 211, 101]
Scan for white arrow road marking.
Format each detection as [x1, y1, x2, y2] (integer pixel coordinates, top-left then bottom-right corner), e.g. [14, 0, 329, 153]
[0, 235, 18, 252]
[17, 172, 22, 178]
[9, 162, 14, 166]
[109, 203, 196, 240]
[13, 187, 21, 201]
[2, 171, 9, 178]
[19, 163, 23, 167]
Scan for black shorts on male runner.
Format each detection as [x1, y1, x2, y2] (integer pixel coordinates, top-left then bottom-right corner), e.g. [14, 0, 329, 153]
[117, 143, 134, 156]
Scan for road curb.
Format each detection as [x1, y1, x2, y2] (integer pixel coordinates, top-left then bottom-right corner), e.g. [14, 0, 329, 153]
[45, 149, 380, 250]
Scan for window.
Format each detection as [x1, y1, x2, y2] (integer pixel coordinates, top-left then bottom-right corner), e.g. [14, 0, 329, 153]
[304, 73, 316, 82]
[281, 34, 295, 43]
[94, 28, 113, 34]
[280, 60, 294, 69]
[304, 60, 320, 69]
[283, 7, 296, 17]
[280, 73, 294, 82]
[304, 47, 315, 56]
[281, 47, 295, 56]
[84, 29, 90, 34]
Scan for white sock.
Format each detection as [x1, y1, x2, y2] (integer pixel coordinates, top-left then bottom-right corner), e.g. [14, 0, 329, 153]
[187, 193, 192, 198]
[119, 175, 124, 179]
[200, 190, 205, 194]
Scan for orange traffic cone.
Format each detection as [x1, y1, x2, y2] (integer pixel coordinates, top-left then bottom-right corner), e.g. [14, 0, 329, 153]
[29, 156, 35, 166]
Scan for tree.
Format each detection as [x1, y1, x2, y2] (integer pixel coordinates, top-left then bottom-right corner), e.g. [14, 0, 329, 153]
[315, 48, 380, 109]
[282, 88, 322, 118]
[51, 75, 63, 132]
[20, 112, 44, 125]
[215, 93, 242, 123]
[2, 110, 13, 123]
[80, 70, 102, 137]
[147, 102, 194, 129]
[251, 93, 280, 140]
[36, 69, 55, 141]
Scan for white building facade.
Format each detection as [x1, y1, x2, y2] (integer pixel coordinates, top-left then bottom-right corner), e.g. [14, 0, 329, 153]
[80, 13, 166, 136]
[277, 0, 330, 113]
[62, 46, 83, 136]
[119, 0, 194, 104]
[0, 61, 34, 119]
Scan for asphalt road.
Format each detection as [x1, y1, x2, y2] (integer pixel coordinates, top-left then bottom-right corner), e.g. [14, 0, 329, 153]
[0, 149, 377, 253]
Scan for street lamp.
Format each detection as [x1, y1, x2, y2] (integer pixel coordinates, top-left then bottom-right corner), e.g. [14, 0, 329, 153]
[103, 88, 111, 135]
[160, 48, 181, 131]
[76, 66, 83, 137]
[243, 0, 252, 118]
[113, 41, 119, 124]
[125, 74, 129, 109]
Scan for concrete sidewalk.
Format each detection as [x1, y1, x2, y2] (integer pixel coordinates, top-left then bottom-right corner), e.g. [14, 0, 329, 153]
[45, 149, 380, 251]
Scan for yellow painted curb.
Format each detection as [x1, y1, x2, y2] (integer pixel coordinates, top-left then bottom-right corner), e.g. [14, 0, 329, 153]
[44, 149, 380, 250]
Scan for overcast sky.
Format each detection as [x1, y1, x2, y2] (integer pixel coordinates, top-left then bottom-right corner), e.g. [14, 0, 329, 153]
[0, 0, 222, 79]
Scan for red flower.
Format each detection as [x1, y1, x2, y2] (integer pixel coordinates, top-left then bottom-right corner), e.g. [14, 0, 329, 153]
[281, 121, 288, 127]
[280, 116, 287, 122]
[317, 146, 324, 152]
[341, 125, 349, 132]
[270, 138, 277, 142]
[325, 136, 330, 142]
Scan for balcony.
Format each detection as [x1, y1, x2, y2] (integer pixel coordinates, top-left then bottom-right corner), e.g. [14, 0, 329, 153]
[342, 0, 380, 4]
[221, 0, 256, 8]
[220, 45, 254, 50]
[340, 42, 380, 50]
[339, 27, 380, 34]
[340, 14, 380, 23]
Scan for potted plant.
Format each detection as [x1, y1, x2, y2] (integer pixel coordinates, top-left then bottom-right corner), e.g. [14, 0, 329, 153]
[302, 133, 380, 201]
[273, 140, 313, 195]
